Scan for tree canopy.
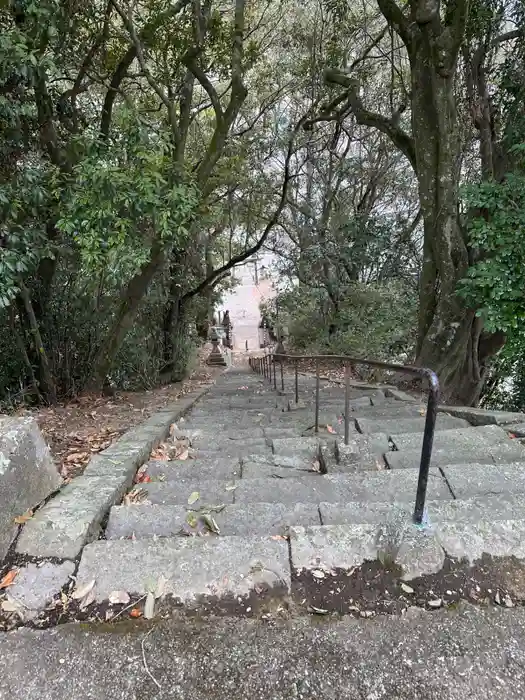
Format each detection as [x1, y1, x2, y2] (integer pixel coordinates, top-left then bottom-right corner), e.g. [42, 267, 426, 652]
[1, 0, 525, 409]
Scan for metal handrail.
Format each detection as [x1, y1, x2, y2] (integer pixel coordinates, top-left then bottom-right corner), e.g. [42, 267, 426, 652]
[249, 352, 439, 525]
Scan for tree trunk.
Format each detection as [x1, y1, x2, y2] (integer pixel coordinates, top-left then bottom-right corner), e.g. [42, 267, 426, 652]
[18, 280, 57, 404]
[408, 21, 496, 405]
[88, 242, 165, 390]
[160, 290, 191, 384]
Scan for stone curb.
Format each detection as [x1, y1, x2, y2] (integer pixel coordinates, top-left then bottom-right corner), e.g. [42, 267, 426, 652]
[16, 386, 211, 561]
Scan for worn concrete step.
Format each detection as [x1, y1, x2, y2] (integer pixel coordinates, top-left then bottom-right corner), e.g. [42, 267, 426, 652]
[143, 457, 240, 482]
[139, 479, 237, 506]
[319, 492, 525, 526]
[384, 442, 525, 469]
[350, 404, 428, 420]
[76, 536, 290, 607]
[289, 519, 525, 587]
[391, 424, 520, 452]
[234, 469, 451, 505]
[437, 405, 525, 427]
[106, 502, 321, 539]
[440, 463, 525, 500]
[241, 460, 318, 479]
[191, 442, 272, 460]
[357, 415, 470, 436]
[271, 437, 326, 458]
[318, 434, 389, 473]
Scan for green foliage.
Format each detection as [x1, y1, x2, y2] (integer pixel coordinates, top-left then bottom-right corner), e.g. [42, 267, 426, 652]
[270, 280, 417, 361]
[459, 164, 525, 333]
[57, 124, 198, 271]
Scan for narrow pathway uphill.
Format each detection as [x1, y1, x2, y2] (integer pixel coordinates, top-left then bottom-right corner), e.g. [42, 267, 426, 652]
[74, 363, 525, 616]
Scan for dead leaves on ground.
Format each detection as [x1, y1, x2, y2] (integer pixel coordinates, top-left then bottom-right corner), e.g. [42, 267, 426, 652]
[124, 488, 150, 505]
[0, 569, 18, 590]
[13, 509, 33, 525]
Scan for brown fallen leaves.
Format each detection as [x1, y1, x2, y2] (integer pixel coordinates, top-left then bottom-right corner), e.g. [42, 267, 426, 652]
[0, 569, 18, 590]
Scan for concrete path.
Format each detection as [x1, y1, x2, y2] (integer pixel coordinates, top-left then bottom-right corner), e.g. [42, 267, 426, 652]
[1, 604, 524, 699]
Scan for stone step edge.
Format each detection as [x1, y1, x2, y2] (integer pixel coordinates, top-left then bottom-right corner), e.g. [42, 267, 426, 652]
[64, 518, 525, 616]
[15, 385, 212, 561]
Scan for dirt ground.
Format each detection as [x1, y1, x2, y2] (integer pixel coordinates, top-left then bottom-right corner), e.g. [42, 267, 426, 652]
[16, 345, 223, 480]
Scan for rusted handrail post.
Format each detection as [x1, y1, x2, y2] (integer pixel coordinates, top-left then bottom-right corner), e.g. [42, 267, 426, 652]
[294, 361, 299, 404]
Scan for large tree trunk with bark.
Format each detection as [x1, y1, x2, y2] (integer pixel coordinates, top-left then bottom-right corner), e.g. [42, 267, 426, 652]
[408, 11, 506, 404]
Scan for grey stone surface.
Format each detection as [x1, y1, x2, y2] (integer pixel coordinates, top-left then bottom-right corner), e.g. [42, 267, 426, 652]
[384, 388, 419, 402]
[272, 437, 324, 457]
[263, 427, 302, 440]
[435, 518, 525, 564]
[3, 604, 525, 700]
[107, 502, 320, 539]
[352, 404, 427, 419]
[290, 524, 379, 573]
[384, 442, 525, 469]
[335, 434, 389, 467]
[320, 494, 525, 527]
[320, 501, 412, 525]
[8, 561, 75, 617]
[77, 536, 290, 602]
[16, 475, 126, 559]
[357, 415, 469, 436]
[441, 463, 525, 500]
[438, 405, 525, 426]
[241, 461, 314, 478]
[325, 469, 452, 504]
[236, 475, 339, 504]
[0, 415, 62, 561]
[144, 457, 240, 481]
[391, 424, 518, 452]
[141, 479, 236, 506]
[395, 525, 445, 580]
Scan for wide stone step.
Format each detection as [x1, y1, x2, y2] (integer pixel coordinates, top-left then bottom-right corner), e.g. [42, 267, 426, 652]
[106, 502, 321, 539]
[320, 492, 525, 526]
[290, 519, 525, 587]
[385, 442, 525, 469]
[143, 457, 240, 481]
[437, 405, 525, 427]
[350, 404, 428, 420]
[441, 462, 525, 499]
[76, 536, 290, 608]
[233, 470, 452, 504]
[271, 437, 326, 458]
[390, 424, 519, 452]
[139, 479, 236, 506]
[356, 415, 470, 436]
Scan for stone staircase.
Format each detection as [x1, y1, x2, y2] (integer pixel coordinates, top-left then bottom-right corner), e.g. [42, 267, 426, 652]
[67, 364, 525, 615]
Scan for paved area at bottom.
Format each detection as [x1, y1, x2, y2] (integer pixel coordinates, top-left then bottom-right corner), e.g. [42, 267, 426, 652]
[1, 604, 524, 700]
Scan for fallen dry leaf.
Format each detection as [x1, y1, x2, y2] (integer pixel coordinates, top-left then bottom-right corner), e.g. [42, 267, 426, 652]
[0, 569, 18, 590]
[270, 535, 287, 541]
[71, 579, 96, 600]
[187, 491, 200, 505]
[13, 509, 33, 525]
[66, 451, 89, 463]
[144, 591, 155, 619]
[326, 425, 336, 434]
[108, 590, 131, 605]
[1, 598, 21, 613]
[124, 488, 149, 505]
[177, 449, 189, 461]
[129, 607, 142, 618]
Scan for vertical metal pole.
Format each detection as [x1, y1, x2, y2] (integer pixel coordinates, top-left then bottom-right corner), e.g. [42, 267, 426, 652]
[344, 363, 350, 445]
[315, 359, 320, 434]
[280, 361, 284, 392]
[413, 371, 440, 525]
[273, 355, 277, 390]
[265, 355, 269, 381]
[294, 361, 299, 404]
